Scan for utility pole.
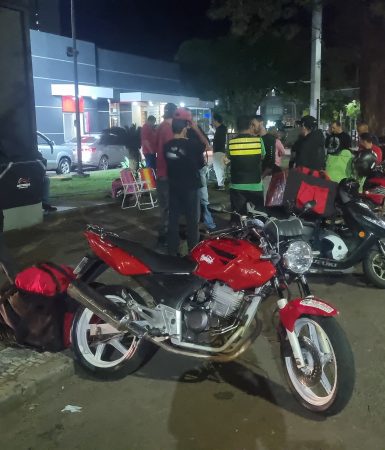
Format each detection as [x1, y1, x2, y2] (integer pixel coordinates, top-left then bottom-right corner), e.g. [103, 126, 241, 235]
[310, 0, 323, 122]
[70, 0, 84, 175]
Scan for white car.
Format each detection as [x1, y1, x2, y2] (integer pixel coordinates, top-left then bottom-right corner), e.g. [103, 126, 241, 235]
[37, 131, 74, 174]
[71, 131, 129, 170]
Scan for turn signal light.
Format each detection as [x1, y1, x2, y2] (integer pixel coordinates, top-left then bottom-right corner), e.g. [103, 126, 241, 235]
[358, 231, 366, 238]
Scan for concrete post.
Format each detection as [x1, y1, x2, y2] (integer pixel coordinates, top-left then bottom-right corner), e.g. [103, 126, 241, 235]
[310, 0, 323, 121]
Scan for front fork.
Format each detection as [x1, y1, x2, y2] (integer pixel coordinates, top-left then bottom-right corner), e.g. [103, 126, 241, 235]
[274, 275, 338, 369]
[275, 275, 310, 369]
[277, 297, 306, 368]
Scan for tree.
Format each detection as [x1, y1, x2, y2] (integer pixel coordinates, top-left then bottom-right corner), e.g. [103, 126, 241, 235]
[209, 0, 385, 135]
[177, 35, 308, 126]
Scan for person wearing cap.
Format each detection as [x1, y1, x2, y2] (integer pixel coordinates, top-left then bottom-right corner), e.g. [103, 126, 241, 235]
[294, 115, 326, 171]
[155, 103, 177, 248]
[164, 112, 204, 255]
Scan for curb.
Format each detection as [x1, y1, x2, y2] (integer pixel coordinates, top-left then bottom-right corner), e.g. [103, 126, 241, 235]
[0, 350, 75, 414]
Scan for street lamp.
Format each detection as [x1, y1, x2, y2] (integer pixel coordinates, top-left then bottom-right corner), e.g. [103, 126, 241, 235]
[69, 0, 84, 175]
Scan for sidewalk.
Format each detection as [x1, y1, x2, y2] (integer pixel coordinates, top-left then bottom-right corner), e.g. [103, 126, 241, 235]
[0, 187, 230, 412]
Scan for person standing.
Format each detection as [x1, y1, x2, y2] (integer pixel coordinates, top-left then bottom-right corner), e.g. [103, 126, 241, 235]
[164, 117, 202, 255]
[325, 120, 352, 154]
[359, 133, 383, 164]
[212, 113, 227, 190]
[267, 126, 286, 168]
[357, 121, 380, 146]
[155, 103, 177, 248]
[176, 109, 216, 231]
[294, 115, 326, 170]
[253, 115, 275, 176]
[140, 115, 157, 170]
[228, 115, 265, 220]
[127, 124, 141, 171]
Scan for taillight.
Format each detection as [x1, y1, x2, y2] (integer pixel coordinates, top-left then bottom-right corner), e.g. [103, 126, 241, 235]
[83, 147, 97, 153]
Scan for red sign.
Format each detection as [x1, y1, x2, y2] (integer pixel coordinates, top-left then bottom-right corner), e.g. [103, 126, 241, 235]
[62, 96, 84, 113]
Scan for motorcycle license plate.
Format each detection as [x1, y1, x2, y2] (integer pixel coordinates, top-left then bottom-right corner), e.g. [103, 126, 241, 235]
[73, 256, 89, 275]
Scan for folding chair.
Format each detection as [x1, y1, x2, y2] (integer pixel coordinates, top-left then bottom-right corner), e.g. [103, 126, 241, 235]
[120, 168, 139, 209]
[137, 168, 158, 210]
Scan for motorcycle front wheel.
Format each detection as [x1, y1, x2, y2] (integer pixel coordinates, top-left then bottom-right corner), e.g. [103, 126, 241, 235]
[71, 285, 157, 379]
[281, 315, 355, 416]
[363, 250, 385, 289]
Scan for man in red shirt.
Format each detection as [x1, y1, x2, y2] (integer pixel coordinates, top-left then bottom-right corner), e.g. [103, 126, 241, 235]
[140, 115, 157, 170]
[359, 133, 383, 164]
[155, 103, 177, 248]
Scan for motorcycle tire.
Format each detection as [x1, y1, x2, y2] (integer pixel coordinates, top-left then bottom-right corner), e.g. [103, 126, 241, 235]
[71, 285, 157, 379]
[281, 315, 355, 416]
[363, 250, 385, 289]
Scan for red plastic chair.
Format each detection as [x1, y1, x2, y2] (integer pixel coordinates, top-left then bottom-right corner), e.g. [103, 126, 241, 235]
[120, 169, 139, 209]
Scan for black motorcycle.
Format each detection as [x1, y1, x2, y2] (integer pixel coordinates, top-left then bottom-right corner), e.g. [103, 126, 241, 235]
[300, 179, 385, 288]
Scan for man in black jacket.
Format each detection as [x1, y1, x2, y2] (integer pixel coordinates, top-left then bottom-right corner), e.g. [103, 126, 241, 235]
[295, 115, 326, 170]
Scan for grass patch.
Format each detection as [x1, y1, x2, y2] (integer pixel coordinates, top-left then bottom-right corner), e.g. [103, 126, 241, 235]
[50, 169, 120, 198]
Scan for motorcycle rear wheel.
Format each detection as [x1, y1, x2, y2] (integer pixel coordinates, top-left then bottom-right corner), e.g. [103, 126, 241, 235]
[281, 315, 355, 416]
[71, 285, 156, 379]
[363, 250, 385, 289]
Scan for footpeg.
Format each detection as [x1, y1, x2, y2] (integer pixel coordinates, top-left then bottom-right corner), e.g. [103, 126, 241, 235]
[120, 319, 148, 338]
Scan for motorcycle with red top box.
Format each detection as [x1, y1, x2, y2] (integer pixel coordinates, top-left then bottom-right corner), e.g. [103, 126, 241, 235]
[68, 215, 354, 416]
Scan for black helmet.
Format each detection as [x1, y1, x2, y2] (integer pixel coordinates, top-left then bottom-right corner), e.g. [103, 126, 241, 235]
[353, 150, 377, 177]
[338, 178, 360, 204]
[300, 115, 318, 131]
[163, 103, 177, 119]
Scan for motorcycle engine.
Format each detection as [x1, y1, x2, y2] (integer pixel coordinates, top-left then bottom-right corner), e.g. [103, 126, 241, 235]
[183, 282, 245, 344]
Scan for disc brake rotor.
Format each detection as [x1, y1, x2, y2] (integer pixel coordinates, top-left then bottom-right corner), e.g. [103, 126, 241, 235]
[291, 336, 323, 387]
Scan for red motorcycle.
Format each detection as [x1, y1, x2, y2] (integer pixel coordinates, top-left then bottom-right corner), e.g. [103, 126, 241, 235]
[68, 218, 354, 415]
[362, 163, 385, 216]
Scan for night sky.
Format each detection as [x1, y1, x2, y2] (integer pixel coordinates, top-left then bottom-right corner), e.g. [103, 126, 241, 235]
[61, 0, 229, 61]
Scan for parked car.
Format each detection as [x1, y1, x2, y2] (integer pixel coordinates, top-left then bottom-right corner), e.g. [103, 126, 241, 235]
[71, 130, 129, 170]
[37, 131, 74, 174]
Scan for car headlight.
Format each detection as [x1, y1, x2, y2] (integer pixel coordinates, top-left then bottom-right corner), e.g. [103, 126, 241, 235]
[283, 241, 313, 274]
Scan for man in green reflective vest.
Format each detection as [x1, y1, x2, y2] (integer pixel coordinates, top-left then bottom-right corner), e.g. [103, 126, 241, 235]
[228, 115, 266, 221]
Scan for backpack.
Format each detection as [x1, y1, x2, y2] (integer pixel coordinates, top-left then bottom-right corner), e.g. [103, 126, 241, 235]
[283, 167, 338, 217]
[0, 263, 75, 351]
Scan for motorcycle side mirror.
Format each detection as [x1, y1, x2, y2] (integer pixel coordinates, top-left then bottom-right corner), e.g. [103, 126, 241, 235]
[303, 200, 317, 213]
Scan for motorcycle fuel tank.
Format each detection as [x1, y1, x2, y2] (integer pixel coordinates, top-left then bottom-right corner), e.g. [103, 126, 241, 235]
[191, 238, 276, 291]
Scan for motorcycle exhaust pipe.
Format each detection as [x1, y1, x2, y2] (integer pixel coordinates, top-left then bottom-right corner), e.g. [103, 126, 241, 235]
[67, 280, 143, 335]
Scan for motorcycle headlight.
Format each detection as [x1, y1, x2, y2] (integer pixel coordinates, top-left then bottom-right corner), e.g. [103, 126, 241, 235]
[283, 241, 313, 274]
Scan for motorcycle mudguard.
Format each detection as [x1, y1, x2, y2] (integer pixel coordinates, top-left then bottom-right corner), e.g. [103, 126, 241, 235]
[279, 296, 338, 332]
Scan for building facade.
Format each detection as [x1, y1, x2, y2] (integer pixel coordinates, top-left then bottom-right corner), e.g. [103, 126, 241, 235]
[31, 30, 212, 144]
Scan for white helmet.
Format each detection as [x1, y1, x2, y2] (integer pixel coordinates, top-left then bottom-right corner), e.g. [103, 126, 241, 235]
[321, 234, 348, 261]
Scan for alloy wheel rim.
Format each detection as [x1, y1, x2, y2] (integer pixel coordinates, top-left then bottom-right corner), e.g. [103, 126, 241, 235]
[372, 253, 385, 280]
[61, 160, 70, 174]
[100, 157, 108, 170]
[76, 294, 138, 368]
[284, 318, 337, 407]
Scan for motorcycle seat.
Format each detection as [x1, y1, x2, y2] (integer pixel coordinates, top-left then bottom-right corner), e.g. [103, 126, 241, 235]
[265, 217, 303, 242]
[107, 236, 197, 274]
